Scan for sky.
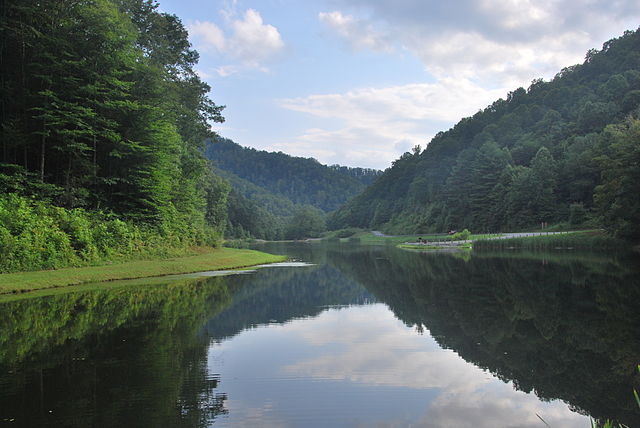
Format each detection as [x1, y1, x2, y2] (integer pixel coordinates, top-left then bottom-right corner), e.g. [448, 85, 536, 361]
[157, 0, 640, 170]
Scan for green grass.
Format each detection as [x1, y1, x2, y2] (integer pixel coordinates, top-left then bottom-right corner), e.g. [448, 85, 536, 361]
[397, 243, 473, 251]
[473, 230, 626, 251]
[333, 231, 504, 246]
[0, 247, 286, 295]
[344, 232, 450, 245]
[321, 228, 364, 240]
[589, 365, 640, 428]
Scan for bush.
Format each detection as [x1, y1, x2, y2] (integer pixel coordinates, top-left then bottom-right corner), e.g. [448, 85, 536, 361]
[334, 228, 363, 238]
[0, 193, 217, 273]
[451, 229, 471, 241]
[569, 203, 588, 226]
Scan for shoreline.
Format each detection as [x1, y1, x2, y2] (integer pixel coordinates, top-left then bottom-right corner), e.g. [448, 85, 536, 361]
[0, 247, 286, 296]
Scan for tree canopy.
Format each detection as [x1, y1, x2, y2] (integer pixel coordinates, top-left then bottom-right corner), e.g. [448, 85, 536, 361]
[330, 28, 640, 239]
[0, 0, 229, 269]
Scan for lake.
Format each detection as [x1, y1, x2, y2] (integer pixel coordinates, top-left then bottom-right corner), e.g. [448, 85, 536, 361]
[1, 242, 639, 427]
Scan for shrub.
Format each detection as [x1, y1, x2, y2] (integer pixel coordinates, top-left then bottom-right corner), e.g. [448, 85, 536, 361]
[334, 228, 362, 238]
[0, 193, 217, 273]
[451, 229, 471, 241]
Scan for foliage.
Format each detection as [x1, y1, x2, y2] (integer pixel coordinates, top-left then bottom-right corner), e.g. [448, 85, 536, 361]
[206, 138, 381, 213]
[450, 228, 471, 240]
[285, 206, 327, 240]
[0, 194, 231, 273]
[206, 138, 381, 240]
[329, 28, 640, 239]
[473, 231, 627, 251]
[593, 117, 640, 240]
[224, 188, 285, 240]
[0, 0, 229, 270]
[330, 228, 364, 239]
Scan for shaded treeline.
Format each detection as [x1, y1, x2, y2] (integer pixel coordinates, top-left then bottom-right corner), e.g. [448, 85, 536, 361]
[0, 0, 229, 271]
[330, 29, 640, 240]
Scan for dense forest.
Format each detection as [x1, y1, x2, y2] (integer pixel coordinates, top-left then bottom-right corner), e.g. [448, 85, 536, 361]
[207, 138, 380, 212]
[0, 0, 230, 271]
[330, 28, 640, 240]
[206, 138, 381, 240]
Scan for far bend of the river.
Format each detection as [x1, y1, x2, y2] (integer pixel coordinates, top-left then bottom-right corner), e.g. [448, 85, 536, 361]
[1, 243, 639, 427]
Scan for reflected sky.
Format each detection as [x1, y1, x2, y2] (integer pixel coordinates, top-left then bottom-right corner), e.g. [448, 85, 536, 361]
[207, 304, 589, 428]
[3, 243, 634, 427]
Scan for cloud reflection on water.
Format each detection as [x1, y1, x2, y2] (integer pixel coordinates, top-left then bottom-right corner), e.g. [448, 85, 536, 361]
[210, 304, 589, 427]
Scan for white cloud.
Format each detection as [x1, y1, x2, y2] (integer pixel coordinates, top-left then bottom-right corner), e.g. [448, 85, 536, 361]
[319, 11, 391, 52]
[277, 305, 589, 428]
[304, 1, 640, 167]
[228, 9, 284, 67]
[189, 20, 226, 51]
[188, 8, 284, 76]
[276, 79, 506, 169]
[320, 1, 640, 85]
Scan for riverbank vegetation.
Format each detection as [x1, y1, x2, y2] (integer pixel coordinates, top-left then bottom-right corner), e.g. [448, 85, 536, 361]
[0, 0, 235, 272]
[0, 247, 285, 295]
[324, 230, 498, 246]
[473, 230, 626, 251]
[329, 28, 640, 242]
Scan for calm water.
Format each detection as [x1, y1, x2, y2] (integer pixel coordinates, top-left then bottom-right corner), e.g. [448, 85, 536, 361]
[1, 243, 639, 427]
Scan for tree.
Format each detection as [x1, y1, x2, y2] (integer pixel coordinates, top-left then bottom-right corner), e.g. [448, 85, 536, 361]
[0, 0, 229, 248]
[594, 118, 640, 239]
[285, 206, 326, 239]
[529, 146, 559, 222]
[469, 141, 512, 230]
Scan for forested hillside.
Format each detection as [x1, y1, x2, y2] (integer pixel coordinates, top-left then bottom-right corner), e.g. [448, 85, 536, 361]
[330, 28, 640, 240]
[206, 138, 381, 239]
[206, 138, 380, 212]
[0, 0, 229, 271]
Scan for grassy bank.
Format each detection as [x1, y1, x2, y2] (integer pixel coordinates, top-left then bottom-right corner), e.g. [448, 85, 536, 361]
[325, 231, 449, 245]
[473, 230, 626, 251]
[324, 230, 503, 246]
[0, 247, 286, 295]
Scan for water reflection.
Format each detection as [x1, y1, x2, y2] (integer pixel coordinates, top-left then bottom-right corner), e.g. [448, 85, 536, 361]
[203, 262, 374, 341]
[224, 304, 586, 428]
[325, 245, 640, 426]
[0, 276, 232, 427]
[0, 243, 638, 427]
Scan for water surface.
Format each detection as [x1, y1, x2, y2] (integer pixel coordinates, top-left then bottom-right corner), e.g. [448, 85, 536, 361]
[1, 243, 638, 427]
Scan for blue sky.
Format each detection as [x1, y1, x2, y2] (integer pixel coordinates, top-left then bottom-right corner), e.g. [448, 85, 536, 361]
[158, 0, 640, 169]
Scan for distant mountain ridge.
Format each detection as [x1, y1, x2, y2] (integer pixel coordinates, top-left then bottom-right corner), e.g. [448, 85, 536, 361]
[205, 138, 381, 213]
[204, 138, 382, 239]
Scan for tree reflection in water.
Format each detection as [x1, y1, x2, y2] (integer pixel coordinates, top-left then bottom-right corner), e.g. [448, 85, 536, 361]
[0, 243, 638, 427]
[326, 245, 640, 427]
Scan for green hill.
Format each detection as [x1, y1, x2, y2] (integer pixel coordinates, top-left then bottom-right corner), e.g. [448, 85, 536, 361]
[206, 138, 380, 212]
[329, 28, 640, 240]
[205, 138, 381, 239]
